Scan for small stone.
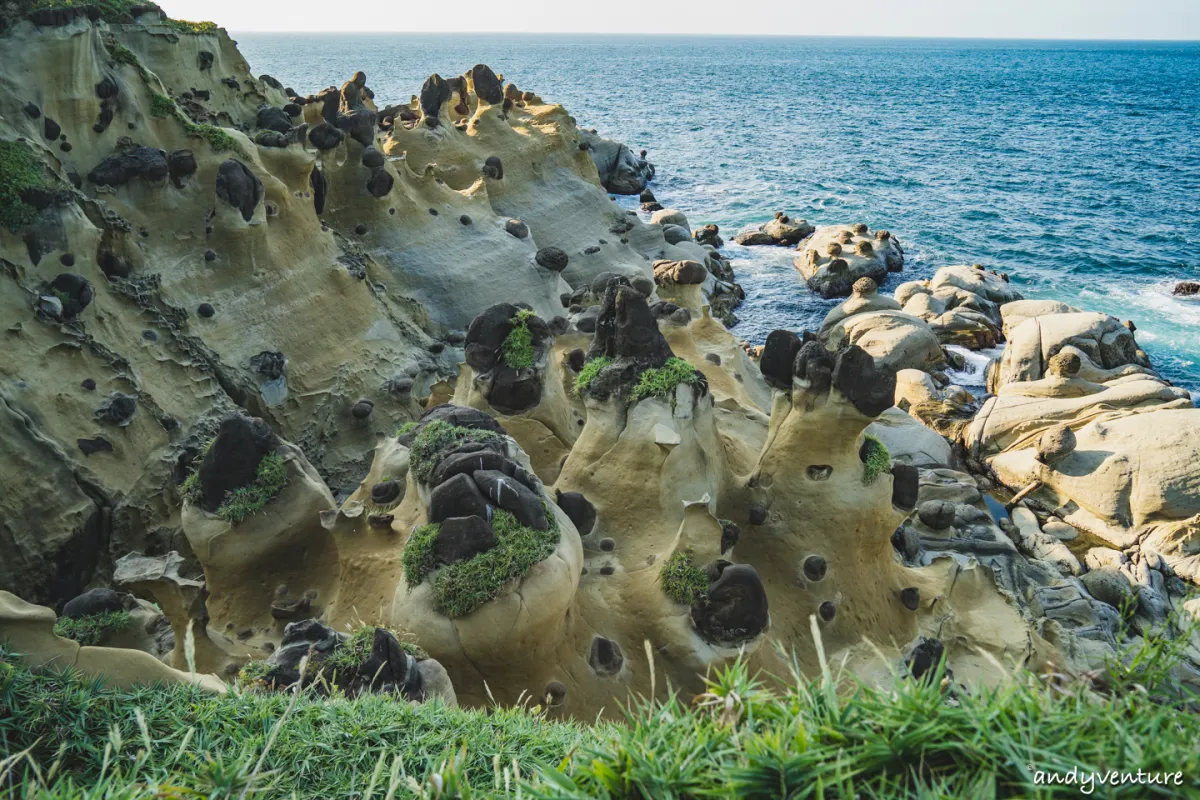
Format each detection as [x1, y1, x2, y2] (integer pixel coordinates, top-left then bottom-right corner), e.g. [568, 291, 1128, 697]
[505, 218, 529, 239]
[599, 538, 615, 551]
[705, 353, 721, 365]
[60, 253, 75, 267]
[204, 249, 217, 262]
[355, 224, 368, 235]
[535, 247, 569, 272]
[803, 555, 827, 582]
[459, 214, 472, 226]
[599, 565, 615, 576]
[918, 500, 956, 530]
[900, 587, 920, 611]
[82, 378, 96, 391]
[197, 303, 215, 318]
[818, 601, 837, 622]
[351, 399, 374, 419]
[748, 502, 767, 525]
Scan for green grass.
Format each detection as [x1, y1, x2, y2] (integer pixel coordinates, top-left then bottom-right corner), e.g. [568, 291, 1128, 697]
[0, 140, 46, 232]
[403, 508, 560, 618]
[573, 355, 612, 394]
[51, 611, 130, 647]
[215, 454, 288, 523]
[396, 420, 418, 437]
[659, 549, 709, 605]
[161, 17, 218, 34]
[406, 420, 505, 484]
[5, 619, 1200, 798]
[325, 626, 429, 674]
[148, 91, 174, 118]
[861, 433, 891, 484]
[176, 114, 245, 156]
[500, 309, 536, 369]
[630, 357, 702, 403]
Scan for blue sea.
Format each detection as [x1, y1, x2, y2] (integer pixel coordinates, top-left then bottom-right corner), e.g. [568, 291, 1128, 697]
[236, 34, 1200, 393]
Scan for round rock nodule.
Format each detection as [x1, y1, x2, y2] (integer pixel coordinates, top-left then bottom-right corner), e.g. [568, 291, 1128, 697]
[535, 247, 569, 272]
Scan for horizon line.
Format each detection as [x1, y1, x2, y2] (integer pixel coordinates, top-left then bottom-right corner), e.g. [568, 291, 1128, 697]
[225, 30, 1200, 43]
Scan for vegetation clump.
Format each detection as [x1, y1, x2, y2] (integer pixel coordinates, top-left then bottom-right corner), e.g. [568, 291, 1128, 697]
[630, 357, 701, 403]
[659, 549, 709, 605]
[403, 507, 559, 618]
[396, 420, 418, 437]
[406, 420, 504, 483]
[52, 610, 130, 646]
[180, 441, 288, 523]
[573, 355, 612, 394]
[326, 625, 428, 675]
[148, 91, 174, 118]
[500, 309, 536, 369]
[161, 17, 217, 34]
[0, 140, 47, 231]
[860, 433, 891, 484]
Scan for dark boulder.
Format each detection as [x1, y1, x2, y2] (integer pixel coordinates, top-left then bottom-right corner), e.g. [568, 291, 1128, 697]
[283, 102, 303, 117]
[482, 155, 503, 180]
[310, 167, 328, 215]
[62, 587, 123, 619]
[554, 489, 595, 535]
[464, 302, 520, 373]
[890, 464, 920, 512]
[356, 627, 423, 697]
[535, 247, 569, 272]
[99, 251, 133, 278]
[748, 503, 767, 526]
[77, 436, 114, 456]
[371, 480, 402, 505]
[197, 51, 214, 71]
[907, 638, 948, 682]
[691, 564, 769, 645]
[433, 516, 497, 566]
[403, 404, 506, 445]
[428, 473, 490, 523]
[419, 74, 451, 123]
[471, 64, 504, 105]
[215, 159, 263, 222]
[46, 273, 94, 318]
[94, 392, 137, 426]
[720, 521, 740, 554]
[95, 75, 119, 100]
[472, 469, 548, 530]
[429, 449, 510, 488]
[758, 330, 801, 389]
[832, 345, 896, 417]
[361, 147, 385, 169]
[793, 339, 834, 393]
[256, 105, 292, 134]
[505, 218, 529, 239]
[88, 146, 168, 186]
[336, 108, 377, 147]
[488, 368, 543, 414]
[254, 130, 289, 148]
[366, 167, 393, 198]
[586, 280, 674, 366]
[266, 619, 345, 686]
[308, 122, 344, 150]
[43, 117, 61, 141]
[1173, 281, 1200, 297]
[193, 413, 280, 512]
[167, 149, 197, 187]
[250, 350, 286, 380]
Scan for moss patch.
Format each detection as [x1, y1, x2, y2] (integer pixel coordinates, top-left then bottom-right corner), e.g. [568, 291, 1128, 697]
[149, 91, 175, 118]
[573, 355, 612, 394]
[0, 140, 47, 232]
[234, 658, 272, 688]
[660, 549, 709, 605]
[861, 434, 891, 484]
[53, 610, 130, 646]
[500, 308, 535, 369]
[407, 420, 504, 484]
[396, 420, 418, 437]
[176, 115, 245, 156]
[404, 507, 559, 618]
[161, 18, 217, 34]
[631, 357, 702, 403]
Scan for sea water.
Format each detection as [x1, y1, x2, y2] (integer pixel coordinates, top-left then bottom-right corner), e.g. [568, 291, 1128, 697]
[235, 34, 1200, 393]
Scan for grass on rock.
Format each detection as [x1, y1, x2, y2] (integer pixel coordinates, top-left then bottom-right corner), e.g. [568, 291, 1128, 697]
[573, 355, 612, 394]
[148, 91, 174, 118]
[630, 356, 701, 403]
[0, 140, 47, 231]
[5, 619, 1200, 798]
[659, 548, 709, 605]
[406, 420, 505, 484]
[403, 507, 559, 618]
[500, 308, 536, 369]
[180, 444, 288, 524]
[326, 625, 429, 673]
[51, 611, 130, 646]
[861, 433, 891, 484]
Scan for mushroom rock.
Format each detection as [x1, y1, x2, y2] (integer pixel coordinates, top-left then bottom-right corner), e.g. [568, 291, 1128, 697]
[470, 64, 504, 105]
[87, 146, 169, 186]
[419, 73, 452, 125]
[308, 121, 344, 150]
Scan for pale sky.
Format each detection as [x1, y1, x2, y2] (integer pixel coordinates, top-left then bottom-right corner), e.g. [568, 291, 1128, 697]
[159, 0, 1200, 39]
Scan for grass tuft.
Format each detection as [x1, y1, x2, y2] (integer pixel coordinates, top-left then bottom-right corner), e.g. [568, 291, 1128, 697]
[161, 17, 218, 34]
[659, 549, 709, 605]
[573, 355, 612, 394]
[52, 611, 131, 646]
[404, 507, 560, 618]
[406, 420, 504, 484]
[326, 625, 428, 675]
[630, 356, 701, 403]
[500, 308, 536, 369]
[0, 140, 47, 232]
[861, 433, 891, 484]
[215, 453, 288, 523]
[396, 420, 418, 437]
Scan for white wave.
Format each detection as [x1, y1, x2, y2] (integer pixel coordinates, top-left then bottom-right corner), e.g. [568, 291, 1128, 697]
[945, 345, 1003, 388]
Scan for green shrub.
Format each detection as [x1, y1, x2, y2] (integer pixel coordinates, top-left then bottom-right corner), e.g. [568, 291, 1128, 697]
[403, 507, 559, 618]
[234, 658, 272, 688]
[630, 357, 701, 403]
[407, 420, 504, 484]
[396, 420, 418, 437]
[215, 453, 288, 523]
[149, 91, 174, 118]
[28, 0, 139, 23]
[573, 355, 612, 394]
[861, 433, 891, 484]
[659, 549, 709, 605]
[0, 140, 46, 232]
[162, 18, 217, 34]
[501, 309, 535, 369]
[52, 610, 130, 646]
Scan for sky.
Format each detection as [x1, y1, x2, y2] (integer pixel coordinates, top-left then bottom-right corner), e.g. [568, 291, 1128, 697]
[158, 0, 1200, 39]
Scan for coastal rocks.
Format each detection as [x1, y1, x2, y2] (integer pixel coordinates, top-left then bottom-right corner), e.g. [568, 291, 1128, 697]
[87, 146, 168, 186]
[1173, 281, 1200, 296]
[990, 309, 1151, 391]
[823, 310, 945, 373]
[732, 213, 814, 247]
[794, 225, 904, 298]
[579, 129, 655, 194]
[896, 265, 1022, 349]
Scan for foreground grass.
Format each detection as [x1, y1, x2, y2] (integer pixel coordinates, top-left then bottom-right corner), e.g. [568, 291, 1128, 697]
[3, 628, 1200, 798]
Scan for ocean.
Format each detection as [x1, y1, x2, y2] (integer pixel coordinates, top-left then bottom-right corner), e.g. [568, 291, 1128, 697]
[234, 34, 1200, 393]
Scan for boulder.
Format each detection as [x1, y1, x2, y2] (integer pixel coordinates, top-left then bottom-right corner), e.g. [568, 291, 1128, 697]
[215, 159, 263, 222]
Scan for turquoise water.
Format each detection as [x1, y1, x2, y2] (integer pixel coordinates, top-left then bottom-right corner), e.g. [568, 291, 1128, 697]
[236, 34, 1200, 393]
